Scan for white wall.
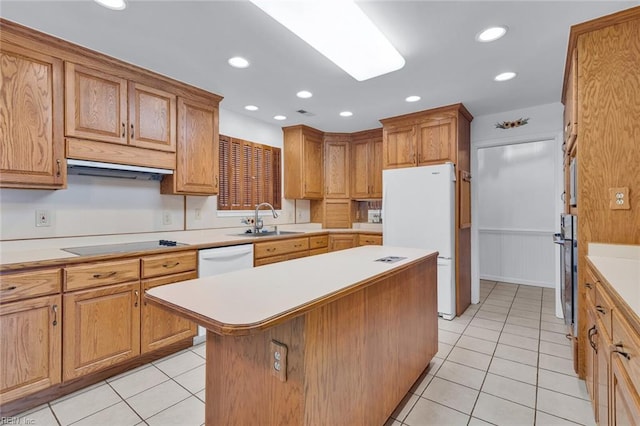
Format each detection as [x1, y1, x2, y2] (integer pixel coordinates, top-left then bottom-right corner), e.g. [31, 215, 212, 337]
[470, 102, 564, 315]
[0, 108, 309, 241]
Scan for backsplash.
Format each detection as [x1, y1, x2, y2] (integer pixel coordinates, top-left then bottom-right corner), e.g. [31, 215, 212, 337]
[0, 175, 309, 241]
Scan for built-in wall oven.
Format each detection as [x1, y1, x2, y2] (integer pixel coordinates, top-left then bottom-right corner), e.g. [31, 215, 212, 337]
[554, 214, 578, 334]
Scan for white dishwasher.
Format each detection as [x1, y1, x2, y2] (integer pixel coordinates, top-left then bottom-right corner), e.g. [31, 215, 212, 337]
[195, 244, 254, 343]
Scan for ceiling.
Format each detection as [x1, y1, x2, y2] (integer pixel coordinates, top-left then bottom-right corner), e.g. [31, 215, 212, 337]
[2, 1, 638, 133]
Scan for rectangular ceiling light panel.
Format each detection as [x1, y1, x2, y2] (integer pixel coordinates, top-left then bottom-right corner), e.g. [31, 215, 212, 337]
[250, 0, 405, 81]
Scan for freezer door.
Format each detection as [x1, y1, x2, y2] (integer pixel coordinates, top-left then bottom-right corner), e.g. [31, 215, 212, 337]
[382, 163, 455, 258]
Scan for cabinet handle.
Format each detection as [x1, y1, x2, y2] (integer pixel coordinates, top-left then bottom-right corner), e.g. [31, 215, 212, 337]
[215, 176, 218, 188]
[561, 191, 565, 202]
[52, 304, 58, 326]
[294, 244, 302, 248]
[130, 124, 134, 139]
[595, 305, 606, 315]
[3, 286, 17, 291]
[134, 290, 139, 307]
[267, 248, 276, 252]
[122, 122, 126, 138]
[587, 325, 597, 353]
[585, 282, 592, 289]
[162, 262, 180, 269]
[56, 159, 61, 177]
[93, 271, 117, 279]
[611, 342, 631, 360]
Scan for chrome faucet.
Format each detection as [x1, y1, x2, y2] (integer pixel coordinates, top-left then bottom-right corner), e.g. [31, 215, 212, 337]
[254, 202, 278, 234]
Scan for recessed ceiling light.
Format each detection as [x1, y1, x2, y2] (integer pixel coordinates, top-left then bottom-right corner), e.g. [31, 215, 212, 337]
[274, 115, 287, 121]
[296, 90, 313, 99]
[244, 105, 259, 111]
[228, 56, 250, 68]
[94, 0, 126, 10]
[476, 26, 508, 43]
[339, 111, 353, 117]
[250, 0, 405, 81]
[494, 72, 517, 82]
[405, 95, 421, 102]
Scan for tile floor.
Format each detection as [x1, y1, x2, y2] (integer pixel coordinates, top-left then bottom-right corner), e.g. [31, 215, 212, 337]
[12, 281, 594, 426]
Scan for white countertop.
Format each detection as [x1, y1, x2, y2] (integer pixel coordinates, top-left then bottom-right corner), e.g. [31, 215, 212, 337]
[587, 243, 640, 317]
[147, 245, 436, 333]
[0, 223, 382, 268]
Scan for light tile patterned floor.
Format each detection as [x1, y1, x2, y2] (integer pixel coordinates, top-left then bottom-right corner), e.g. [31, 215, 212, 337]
[12, 281, 594, 426]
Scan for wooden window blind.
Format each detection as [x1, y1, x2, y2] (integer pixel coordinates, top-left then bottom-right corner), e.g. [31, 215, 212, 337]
[218, 135, 282, 211]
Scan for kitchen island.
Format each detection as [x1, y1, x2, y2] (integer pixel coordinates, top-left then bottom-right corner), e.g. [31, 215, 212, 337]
[146, 245, 438, 426]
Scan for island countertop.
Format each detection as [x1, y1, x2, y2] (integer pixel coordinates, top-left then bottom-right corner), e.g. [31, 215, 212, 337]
[146, 245, 437, 335]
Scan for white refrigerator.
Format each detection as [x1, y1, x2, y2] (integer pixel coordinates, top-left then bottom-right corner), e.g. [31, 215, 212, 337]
[382, 163, 456, 320]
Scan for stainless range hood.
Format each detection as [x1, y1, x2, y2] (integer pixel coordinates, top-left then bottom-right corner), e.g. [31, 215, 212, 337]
[67, 159, 173, 181]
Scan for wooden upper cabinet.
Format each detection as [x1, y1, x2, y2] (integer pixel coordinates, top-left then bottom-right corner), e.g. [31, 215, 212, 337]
[417, 117, 455, 165]
[161, 96, 218, 195]
[65, 62, 128, 145]
[351, 129, 383, 199]
[0, 43, 65, 189]
[563, 48, 578, 151]
[65, 62, 177, 152]
[324, 134, 350, 198]
[382, 124, 416, 169]
[128, 82, 176, 152]
[283, 125, 324, 199]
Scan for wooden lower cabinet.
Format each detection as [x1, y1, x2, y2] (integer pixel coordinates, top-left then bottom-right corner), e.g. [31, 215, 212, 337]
[0, 295, 61, 404]
[611, 356, 640, 425]
[63, 281, 141, 381]
[329, 234, 357, 252]
[358, 234, 382, 246]
[141, 271, 197, 353]
[595, 327, 610, 426]
[584, 307, 597, 414]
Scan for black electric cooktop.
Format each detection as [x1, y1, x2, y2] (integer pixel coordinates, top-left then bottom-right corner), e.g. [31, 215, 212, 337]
[62, 240, 187, 256]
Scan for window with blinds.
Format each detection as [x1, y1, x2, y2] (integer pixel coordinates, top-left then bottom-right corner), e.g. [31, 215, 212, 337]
[218, 135, 282, 211]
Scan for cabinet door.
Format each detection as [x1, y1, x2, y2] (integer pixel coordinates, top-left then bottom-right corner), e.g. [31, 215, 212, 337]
[370, 137, 383, 197]
[129, 82, 176, 152]
[329, 234, 356, 252]
[611, 357, 640, 426]
[0, 295, 61, 404]
[302, 131, 324, 198]
[584, 307, 597, 407]
[325, 140, 350, 198]
[596, 328, 610, 426]
[324, 199, 352, 228]
[63, 281, 140, 381]
[65, 62, 127, 145]
[0, 43, 65, 188]
[351, 138, 370, 198]
[141, 271, 197, 353]
[417, 117, 455, 165]
[167, 97, 218, 195]
[383, 124, 416, 169]
[563, 49, 578, 148]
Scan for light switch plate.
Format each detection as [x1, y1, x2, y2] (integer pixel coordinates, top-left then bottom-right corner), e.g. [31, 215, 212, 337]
[609, 187, 630, 210]
[270, 340, 287, 382]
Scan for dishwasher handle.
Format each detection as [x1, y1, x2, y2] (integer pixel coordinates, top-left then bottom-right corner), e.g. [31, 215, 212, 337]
[200, 246, 253, 260]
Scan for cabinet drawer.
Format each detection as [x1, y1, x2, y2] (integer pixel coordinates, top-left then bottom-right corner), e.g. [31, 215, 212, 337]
[65, 259, 140, 292]
[358, 234, 382, 246]
[0, 269, 61, 303]
[255, 255, 288, 267]
[286, 250, 309, 261]
[254, 238, 309, 259]
[595, 282, 614, 339]
[309, 235, 329, 249]
[141, 251, 197, 278]
[309, 247, 329, 257]
[612, 310, 640, 395]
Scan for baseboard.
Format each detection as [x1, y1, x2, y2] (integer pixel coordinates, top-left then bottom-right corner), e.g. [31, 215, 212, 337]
[480, 274, 554, 288]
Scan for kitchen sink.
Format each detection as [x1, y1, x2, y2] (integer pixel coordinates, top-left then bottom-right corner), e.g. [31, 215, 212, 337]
[232, 231, 304, 237]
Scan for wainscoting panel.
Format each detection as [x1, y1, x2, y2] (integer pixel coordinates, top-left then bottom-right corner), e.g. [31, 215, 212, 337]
[479, 228, 555, 287]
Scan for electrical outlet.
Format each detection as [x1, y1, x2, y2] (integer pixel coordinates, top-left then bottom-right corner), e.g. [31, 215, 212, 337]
[35, 210, 51, 227]
[270, 340, 287, 382]
[194, 208, 202, 220]
[609, 187, 630, 210]
[162, 211, 172, 225]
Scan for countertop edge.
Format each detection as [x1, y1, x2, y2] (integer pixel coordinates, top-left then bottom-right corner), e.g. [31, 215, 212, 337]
[145, 250, 437, 336]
